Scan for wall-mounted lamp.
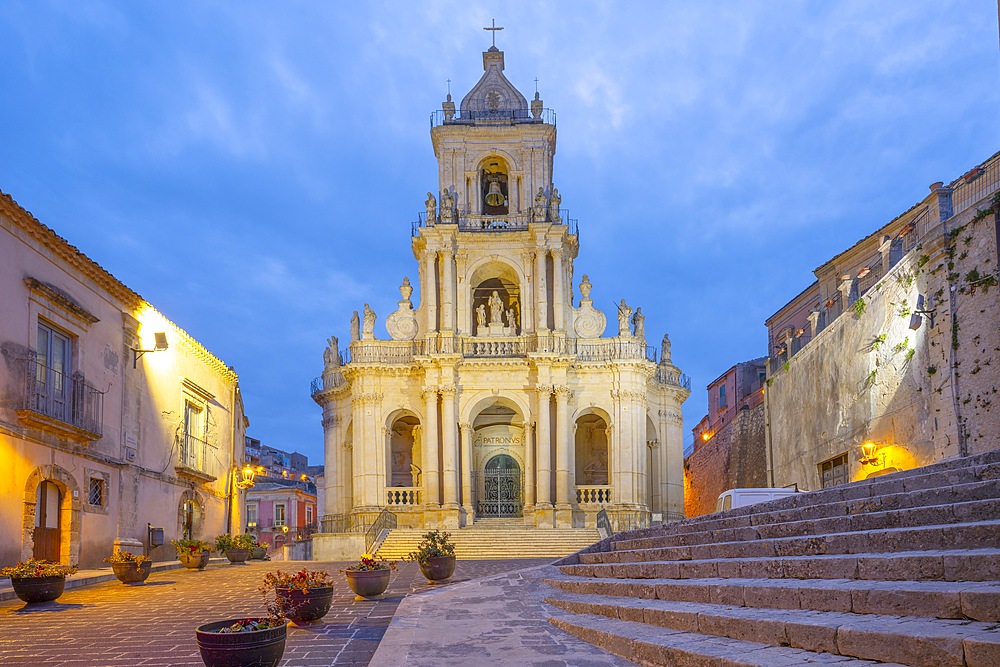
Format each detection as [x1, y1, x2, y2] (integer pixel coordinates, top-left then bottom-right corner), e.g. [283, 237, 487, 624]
[133, 332, 169, 368]
[908, 294, 936, 330]
[859, 441, 886, 467]
[235, 464, 256, 490]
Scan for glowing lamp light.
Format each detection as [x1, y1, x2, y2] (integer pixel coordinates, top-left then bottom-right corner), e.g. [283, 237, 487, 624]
[859, 441, 885, 467]
[235, 464, 256, 490]
[701, 432, 711, 442]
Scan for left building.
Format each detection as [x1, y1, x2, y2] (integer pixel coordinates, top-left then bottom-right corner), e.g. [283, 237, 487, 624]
[0, 189, 248, 569]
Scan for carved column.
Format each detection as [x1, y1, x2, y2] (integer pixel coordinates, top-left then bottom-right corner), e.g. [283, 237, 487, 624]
[424, 251, 438, 334]
[351, 394, 365, 510]
[456, 251, 469, 334]
[535, 247, 548, 331]
[552, 249, 565, 332]
[521, 251, 535, 332]
[422, 386, 440, 508]
[535, 386, 553, 510]
[411, 425, 423, 488]
[440, 386, 459, 513]
[459, 422, 474, 521]
[554, 385, 573, 526]
[441, 247, 455, 332]
[523, 422, 536, 511]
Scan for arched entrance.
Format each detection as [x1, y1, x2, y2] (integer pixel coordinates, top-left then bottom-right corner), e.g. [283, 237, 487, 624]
[33, 480, 61, 561]
[479, 454, 522, 517]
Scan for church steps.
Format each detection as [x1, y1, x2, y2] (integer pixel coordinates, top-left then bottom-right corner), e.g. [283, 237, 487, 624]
[594, 520, 1000, 562]
[548, 612, 910, 667]
[543, 575, 1000, 621]
[542, 451, 1000, 666]
[545, 593, 1000, 667]
[614, 494, 1000, 550]
[375, 527, 600, 560]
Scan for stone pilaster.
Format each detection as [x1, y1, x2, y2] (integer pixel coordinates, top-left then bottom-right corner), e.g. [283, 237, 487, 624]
[421, 386, 440, 509]
[554, 384, 573, 527]
[552, 249, 565, 332]
[440, 246, 455, 332]
[423, 251, 438, 334]
[535, 385, 553, 526]
[459, 421, 474, 524]
[440, 385, 460, 527]
[535, 246, 548, 331]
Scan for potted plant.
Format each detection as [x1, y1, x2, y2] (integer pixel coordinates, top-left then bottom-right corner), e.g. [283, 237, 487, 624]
[195, 596, 288, 667]
[407, 529, 456, 583]
[104, 550, 152, 585]
[260, 568, 335, 624]
[1, 558, 78, 603]
[172, 538, 213, 570]
[250, 540, 269, 560]
[215, 533, 256, 564]
[342, 553, 396, 600]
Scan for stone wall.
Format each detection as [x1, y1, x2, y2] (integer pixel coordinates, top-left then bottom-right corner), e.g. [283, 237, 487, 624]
[684, 403, 766, 517]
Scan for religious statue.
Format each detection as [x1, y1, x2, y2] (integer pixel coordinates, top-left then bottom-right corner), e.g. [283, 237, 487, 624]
[425, 192, 437, 224]
[476, 303, 487, 328]
[549, 187, 562, 221]
[533, 187, 548, 220]
[506, 307, 516, 329]
[617, 299, 632, 337]
[631, 307, 645, 339]
[440, 189, 454, 222]
[323, 336, 340, 369]
[350, 310, 360, 341]
[661, 333, 672, 362]
[488, 291, 504, 324]
[362, 304, 376, 339]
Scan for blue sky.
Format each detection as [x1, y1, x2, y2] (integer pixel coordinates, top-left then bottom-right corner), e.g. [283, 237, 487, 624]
[1, 2, 997, 466]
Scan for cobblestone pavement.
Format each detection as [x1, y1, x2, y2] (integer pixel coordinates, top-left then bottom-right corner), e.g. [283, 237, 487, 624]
[0, 558, 552, 666]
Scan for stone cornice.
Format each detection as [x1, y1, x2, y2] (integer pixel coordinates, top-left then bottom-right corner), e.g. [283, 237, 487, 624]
[23, 277, 100, 325]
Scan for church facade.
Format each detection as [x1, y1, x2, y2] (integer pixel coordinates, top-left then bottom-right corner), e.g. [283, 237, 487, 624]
[313, 46, 690, 531]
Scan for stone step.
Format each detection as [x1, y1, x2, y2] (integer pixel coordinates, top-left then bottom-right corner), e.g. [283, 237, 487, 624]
[546, 592, 1000, 667]
[543, 574, 1000, 621]
[595, 520, 1000, 562]
[376, 527, 599, 560]
[643, 478, 1000, 542]
[573, 548, 1000, 582]
[615, 495, 1000, 551]
[548, 610, 909, 667]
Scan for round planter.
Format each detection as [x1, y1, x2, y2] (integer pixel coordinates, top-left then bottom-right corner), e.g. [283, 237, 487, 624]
[179, 550, 211, 570]
[344, 568, 391, 599]
[418, 555, 456, 583]
[112, 561, 152, 585]
[224, 548, 250, 564]
[11, 575, 66, 604]
[275, 585, 335, 623]
[249, 546, 266, 560]
[195, 618, 287, 667]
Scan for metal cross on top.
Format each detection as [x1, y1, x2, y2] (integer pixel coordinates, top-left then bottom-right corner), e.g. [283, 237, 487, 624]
[484, 19, 503, 47]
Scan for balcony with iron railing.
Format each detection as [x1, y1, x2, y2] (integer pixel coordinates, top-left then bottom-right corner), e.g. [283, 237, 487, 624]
[14, 357, 104, 440]
[430, 107, 556, 128]
[176, 432, 216, 482]
[652, 366, 692, 390]
[412, 208, 578, 237]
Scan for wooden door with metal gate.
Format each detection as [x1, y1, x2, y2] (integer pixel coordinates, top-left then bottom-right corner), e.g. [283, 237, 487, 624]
[477, 454, 523, 517]
[33, 480, 61, 562]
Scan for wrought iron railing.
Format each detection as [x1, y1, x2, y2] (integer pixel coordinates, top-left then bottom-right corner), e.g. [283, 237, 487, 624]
[430, 107, 556, 128]
[386, 487, 421, 506]
[320, 513, 366, 534]
[15, 358, 104, 436]
[365, 508, 398, 553]
[952, 154, 1000, 214]
[310, 372, 347, 397]
[653, 367, 692, 390]
[576, 485, 613, 505]
[414, 208, 578, 235]
[181, 432, 211, 472]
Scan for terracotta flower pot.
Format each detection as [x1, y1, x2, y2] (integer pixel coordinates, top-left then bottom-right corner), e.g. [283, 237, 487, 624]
[275, 585, 335, 623]
[344, 568, 391, 599]
[224, 548, 250, 564]
[112, 560, 152, 585]
[179, 550, 211, 570]
[195, 619, 287, 667]
[10, 575, 66, 603]
[418, 555, 456, 583]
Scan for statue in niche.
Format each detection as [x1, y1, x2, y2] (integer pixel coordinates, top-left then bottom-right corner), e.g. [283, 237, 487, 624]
[323, 336, 340, 368]
[506, 307, 517, 330]
[488, 291, 504, 324]
[350, 311, 360, 341]
[533, 187, 548, 220]
[425, 192, 437, 223]
[661, 334, 672, 362]
[617, 299, 632, 337]
[362, 304, 376, 339]
[632, 307, 645, 339]
[476, 303, 487, 328]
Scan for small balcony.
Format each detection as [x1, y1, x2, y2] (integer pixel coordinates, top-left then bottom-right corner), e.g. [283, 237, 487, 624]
[14, 358, 103, 442]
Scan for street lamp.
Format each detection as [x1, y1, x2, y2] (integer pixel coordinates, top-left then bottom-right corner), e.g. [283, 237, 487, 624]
[235, 463, 256, 490]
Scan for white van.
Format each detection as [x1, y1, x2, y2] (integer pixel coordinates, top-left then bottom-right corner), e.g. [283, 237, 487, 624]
[715, 488, 800, 513]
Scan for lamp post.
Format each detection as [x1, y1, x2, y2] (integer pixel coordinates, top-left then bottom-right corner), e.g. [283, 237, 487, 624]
[225, 463, 257, 534]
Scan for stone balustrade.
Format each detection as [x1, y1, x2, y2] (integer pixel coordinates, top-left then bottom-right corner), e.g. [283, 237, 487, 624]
[575, 485, 613, 505]
[386, 487, 422, 506]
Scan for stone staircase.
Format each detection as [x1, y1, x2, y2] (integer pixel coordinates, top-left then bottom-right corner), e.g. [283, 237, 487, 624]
[375, 518, 600, 560]
[543, 450, 1000, 667]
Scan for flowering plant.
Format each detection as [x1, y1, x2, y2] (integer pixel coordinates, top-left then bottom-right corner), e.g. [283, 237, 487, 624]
[260, 568, 334, 594]
[215, 616, 286, 633]
[407, 529, 455, 564]
[0, 558, 78, 580]
[344, 553, 396, 572]
[171, 538, 212, 555]
[256, 540, 269, 549]
[104, 551, 151, 565]
[215, 533, 256, 551]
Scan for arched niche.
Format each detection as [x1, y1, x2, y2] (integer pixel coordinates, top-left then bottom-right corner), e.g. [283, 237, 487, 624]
[479, 155, 510, 215]
[22, 465, 81, 565]
[468, 260, 522, 336]
[387, 411, 421, 488]
[575, 412, 610, 487]
[177, 490, 205, 541]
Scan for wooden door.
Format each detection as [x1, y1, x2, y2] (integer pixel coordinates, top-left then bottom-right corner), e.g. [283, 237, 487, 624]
[33, 480, 61, 562]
